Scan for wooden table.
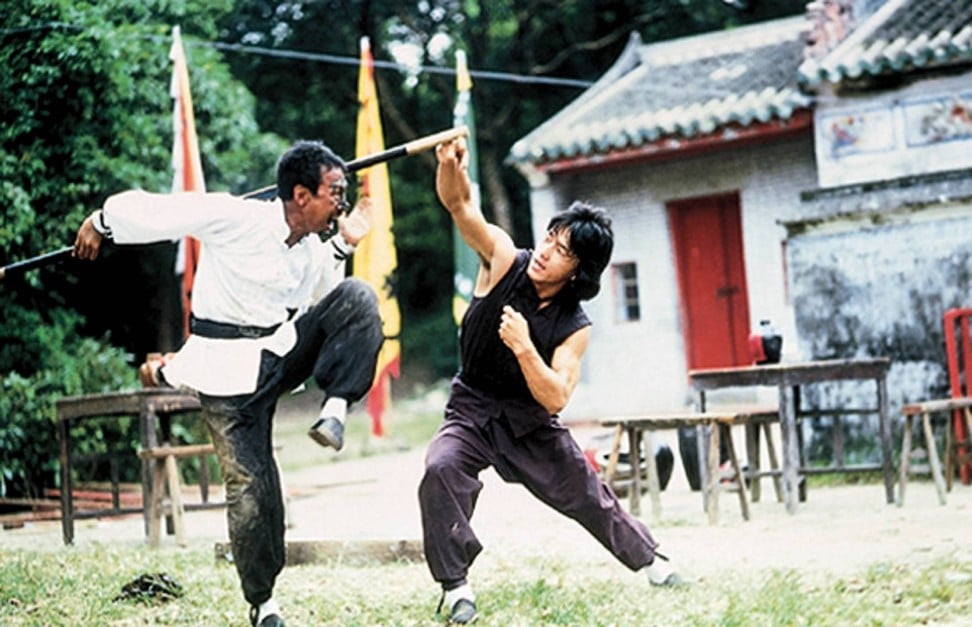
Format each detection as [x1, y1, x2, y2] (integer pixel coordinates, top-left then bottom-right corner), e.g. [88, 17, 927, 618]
[56, 389, 203, 545]
[689, 358, 893, 514]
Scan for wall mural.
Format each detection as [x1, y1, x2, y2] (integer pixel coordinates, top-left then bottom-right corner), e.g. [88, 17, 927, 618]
[904, 93, 972, 146]
[822, 106, 895, 158]
[822, 92, 972, 161]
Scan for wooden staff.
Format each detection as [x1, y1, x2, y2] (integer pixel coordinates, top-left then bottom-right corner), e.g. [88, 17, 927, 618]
[0, 125, 469, 280]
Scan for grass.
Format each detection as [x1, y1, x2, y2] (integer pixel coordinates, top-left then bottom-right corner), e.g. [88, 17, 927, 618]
[1, 542, 971, 626]
[11, 385, 969, 624]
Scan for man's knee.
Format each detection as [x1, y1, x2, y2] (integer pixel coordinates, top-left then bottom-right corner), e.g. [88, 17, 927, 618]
[419, 453, 455, 498]
[332, 277, 379, 312]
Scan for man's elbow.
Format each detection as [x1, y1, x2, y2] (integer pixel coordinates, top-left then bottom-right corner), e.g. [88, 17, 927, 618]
[542, 389, 572, 415]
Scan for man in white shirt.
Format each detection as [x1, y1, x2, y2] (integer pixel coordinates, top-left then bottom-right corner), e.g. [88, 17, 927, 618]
[73, 140, 384, 627]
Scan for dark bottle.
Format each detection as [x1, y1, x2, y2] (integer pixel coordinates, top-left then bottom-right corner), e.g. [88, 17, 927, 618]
[749, 319, 782, 365]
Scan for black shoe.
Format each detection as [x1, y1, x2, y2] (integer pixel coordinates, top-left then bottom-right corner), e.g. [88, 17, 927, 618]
[249, 606, 285, 627]
[308, 416, 344, 450]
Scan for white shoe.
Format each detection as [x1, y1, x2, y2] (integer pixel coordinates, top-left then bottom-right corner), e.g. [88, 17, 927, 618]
[646, 560, 686, 588]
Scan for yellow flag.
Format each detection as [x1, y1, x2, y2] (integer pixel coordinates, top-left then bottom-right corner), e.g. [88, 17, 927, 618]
[353, 36, 401, 436]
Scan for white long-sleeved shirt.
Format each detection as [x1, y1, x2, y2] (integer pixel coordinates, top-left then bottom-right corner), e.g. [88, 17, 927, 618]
[102, 189, 347, 395]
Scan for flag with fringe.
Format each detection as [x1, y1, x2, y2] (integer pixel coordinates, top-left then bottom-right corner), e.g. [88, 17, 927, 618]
[170, 25, 206, 337]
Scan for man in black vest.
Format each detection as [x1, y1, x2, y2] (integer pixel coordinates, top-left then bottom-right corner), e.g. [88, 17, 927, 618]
[420, 138, 682, 624]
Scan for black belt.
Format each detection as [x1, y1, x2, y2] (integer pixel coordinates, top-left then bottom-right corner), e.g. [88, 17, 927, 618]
[189, 314, 282, 339]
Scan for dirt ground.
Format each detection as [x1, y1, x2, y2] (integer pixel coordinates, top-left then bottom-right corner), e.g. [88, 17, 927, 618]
[4, 420, 971, 589]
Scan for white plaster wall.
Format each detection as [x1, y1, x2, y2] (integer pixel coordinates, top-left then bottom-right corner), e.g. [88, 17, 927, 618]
[530, 134, 817, 420]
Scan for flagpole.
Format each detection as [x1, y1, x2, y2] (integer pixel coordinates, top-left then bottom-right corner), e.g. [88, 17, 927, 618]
[451, 49, 481, 326]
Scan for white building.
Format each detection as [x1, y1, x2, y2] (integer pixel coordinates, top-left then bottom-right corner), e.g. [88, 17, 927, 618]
[509, 0, 972, 424]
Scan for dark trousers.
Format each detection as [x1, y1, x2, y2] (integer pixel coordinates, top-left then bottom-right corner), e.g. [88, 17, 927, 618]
[202, 279, 383, 606]
[418, 380, 659, 587]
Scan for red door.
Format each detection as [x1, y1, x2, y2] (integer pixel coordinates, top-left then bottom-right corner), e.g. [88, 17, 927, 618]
[668, 193, 751, 370]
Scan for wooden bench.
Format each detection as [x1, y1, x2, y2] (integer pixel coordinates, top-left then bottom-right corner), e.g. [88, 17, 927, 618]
[138, 444, 217, 547]
[599, 410, 779, 524]
[898, 397, 972, 506]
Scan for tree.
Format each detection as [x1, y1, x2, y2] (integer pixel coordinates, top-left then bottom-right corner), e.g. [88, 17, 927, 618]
[217, 0, 807, 383]
[0, 0, 285, 497]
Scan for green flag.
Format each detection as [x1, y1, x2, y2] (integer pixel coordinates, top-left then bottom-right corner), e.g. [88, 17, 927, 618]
[452, 49, 481, 326]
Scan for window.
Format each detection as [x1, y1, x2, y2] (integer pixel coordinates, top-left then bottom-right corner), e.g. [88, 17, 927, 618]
[612, 262, 640, 322]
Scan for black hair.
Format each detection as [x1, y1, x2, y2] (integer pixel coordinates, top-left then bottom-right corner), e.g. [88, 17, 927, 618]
[276, 140, 346, 201]
[547, 201, 614, 301]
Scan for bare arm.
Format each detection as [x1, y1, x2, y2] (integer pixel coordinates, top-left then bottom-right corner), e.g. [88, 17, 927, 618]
[499, 305, 590, 414]
[435, 137, 515, 293]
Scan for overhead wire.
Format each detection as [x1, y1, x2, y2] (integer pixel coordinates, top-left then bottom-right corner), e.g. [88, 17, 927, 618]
[1, 21, 593, 89]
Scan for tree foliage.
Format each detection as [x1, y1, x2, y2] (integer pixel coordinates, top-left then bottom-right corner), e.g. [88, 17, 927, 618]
[0, 0, 807, 496]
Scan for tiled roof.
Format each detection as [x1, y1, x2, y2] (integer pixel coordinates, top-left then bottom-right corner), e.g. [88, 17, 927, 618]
[509, 17, 812, 167]
[799, 0, 972, 86]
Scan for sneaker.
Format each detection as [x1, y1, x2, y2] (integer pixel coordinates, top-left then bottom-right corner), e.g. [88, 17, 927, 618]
[448, 598, 477, 624]
[646, 560, 687, 588]
[436, 590, 478, 624]
[249, 606, 285, 627]
[308, 416, 344, 451]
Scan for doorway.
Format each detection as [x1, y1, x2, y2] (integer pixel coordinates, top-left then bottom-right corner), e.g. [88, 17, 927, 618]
[668, 192, 751, 370]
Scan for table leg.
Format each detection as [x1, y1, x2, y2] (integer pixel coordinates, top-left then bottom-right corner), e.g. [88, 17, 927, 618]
[627, 426, 642, 517]
[877, 375, 895, 504]
[779, 384, 800, 514]
[922, 412, 948, 505]
[764, 423, 784, 502]
[139, 409, 159, 538]
[643, 432, 662, 521]
[696, 424, 710, 512]
[724, 423, 751, 521]
[897, 414, 912, 507]
[58, 417, 74, 546]
[745, 422, 761, 503]
[706, 423, 720, 525]
[603, 424, 624, 488]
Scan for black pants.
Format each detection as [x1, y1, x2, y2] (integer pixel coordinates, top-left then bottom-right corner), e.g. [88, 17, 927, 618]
[418, 379, 659, 587]
[202, 279, 383, 606]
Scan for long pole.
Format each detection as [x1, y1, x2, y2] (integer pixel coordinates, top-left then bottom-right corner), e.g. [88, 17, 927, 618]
[0, 125, 468, 281]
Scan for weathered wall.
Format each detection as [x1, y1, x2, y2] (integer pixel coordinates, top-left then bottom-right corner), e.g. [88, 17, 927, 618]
[789, 174, 972, 401]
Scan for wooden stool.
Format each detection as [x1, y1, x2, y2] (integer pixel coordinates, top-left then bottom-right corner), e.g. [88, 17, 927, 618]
[899, 397, 972, 506]
[742, 411, 784, 503]
[137, 444, 216, 547]
[600, 411, 769, 524]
